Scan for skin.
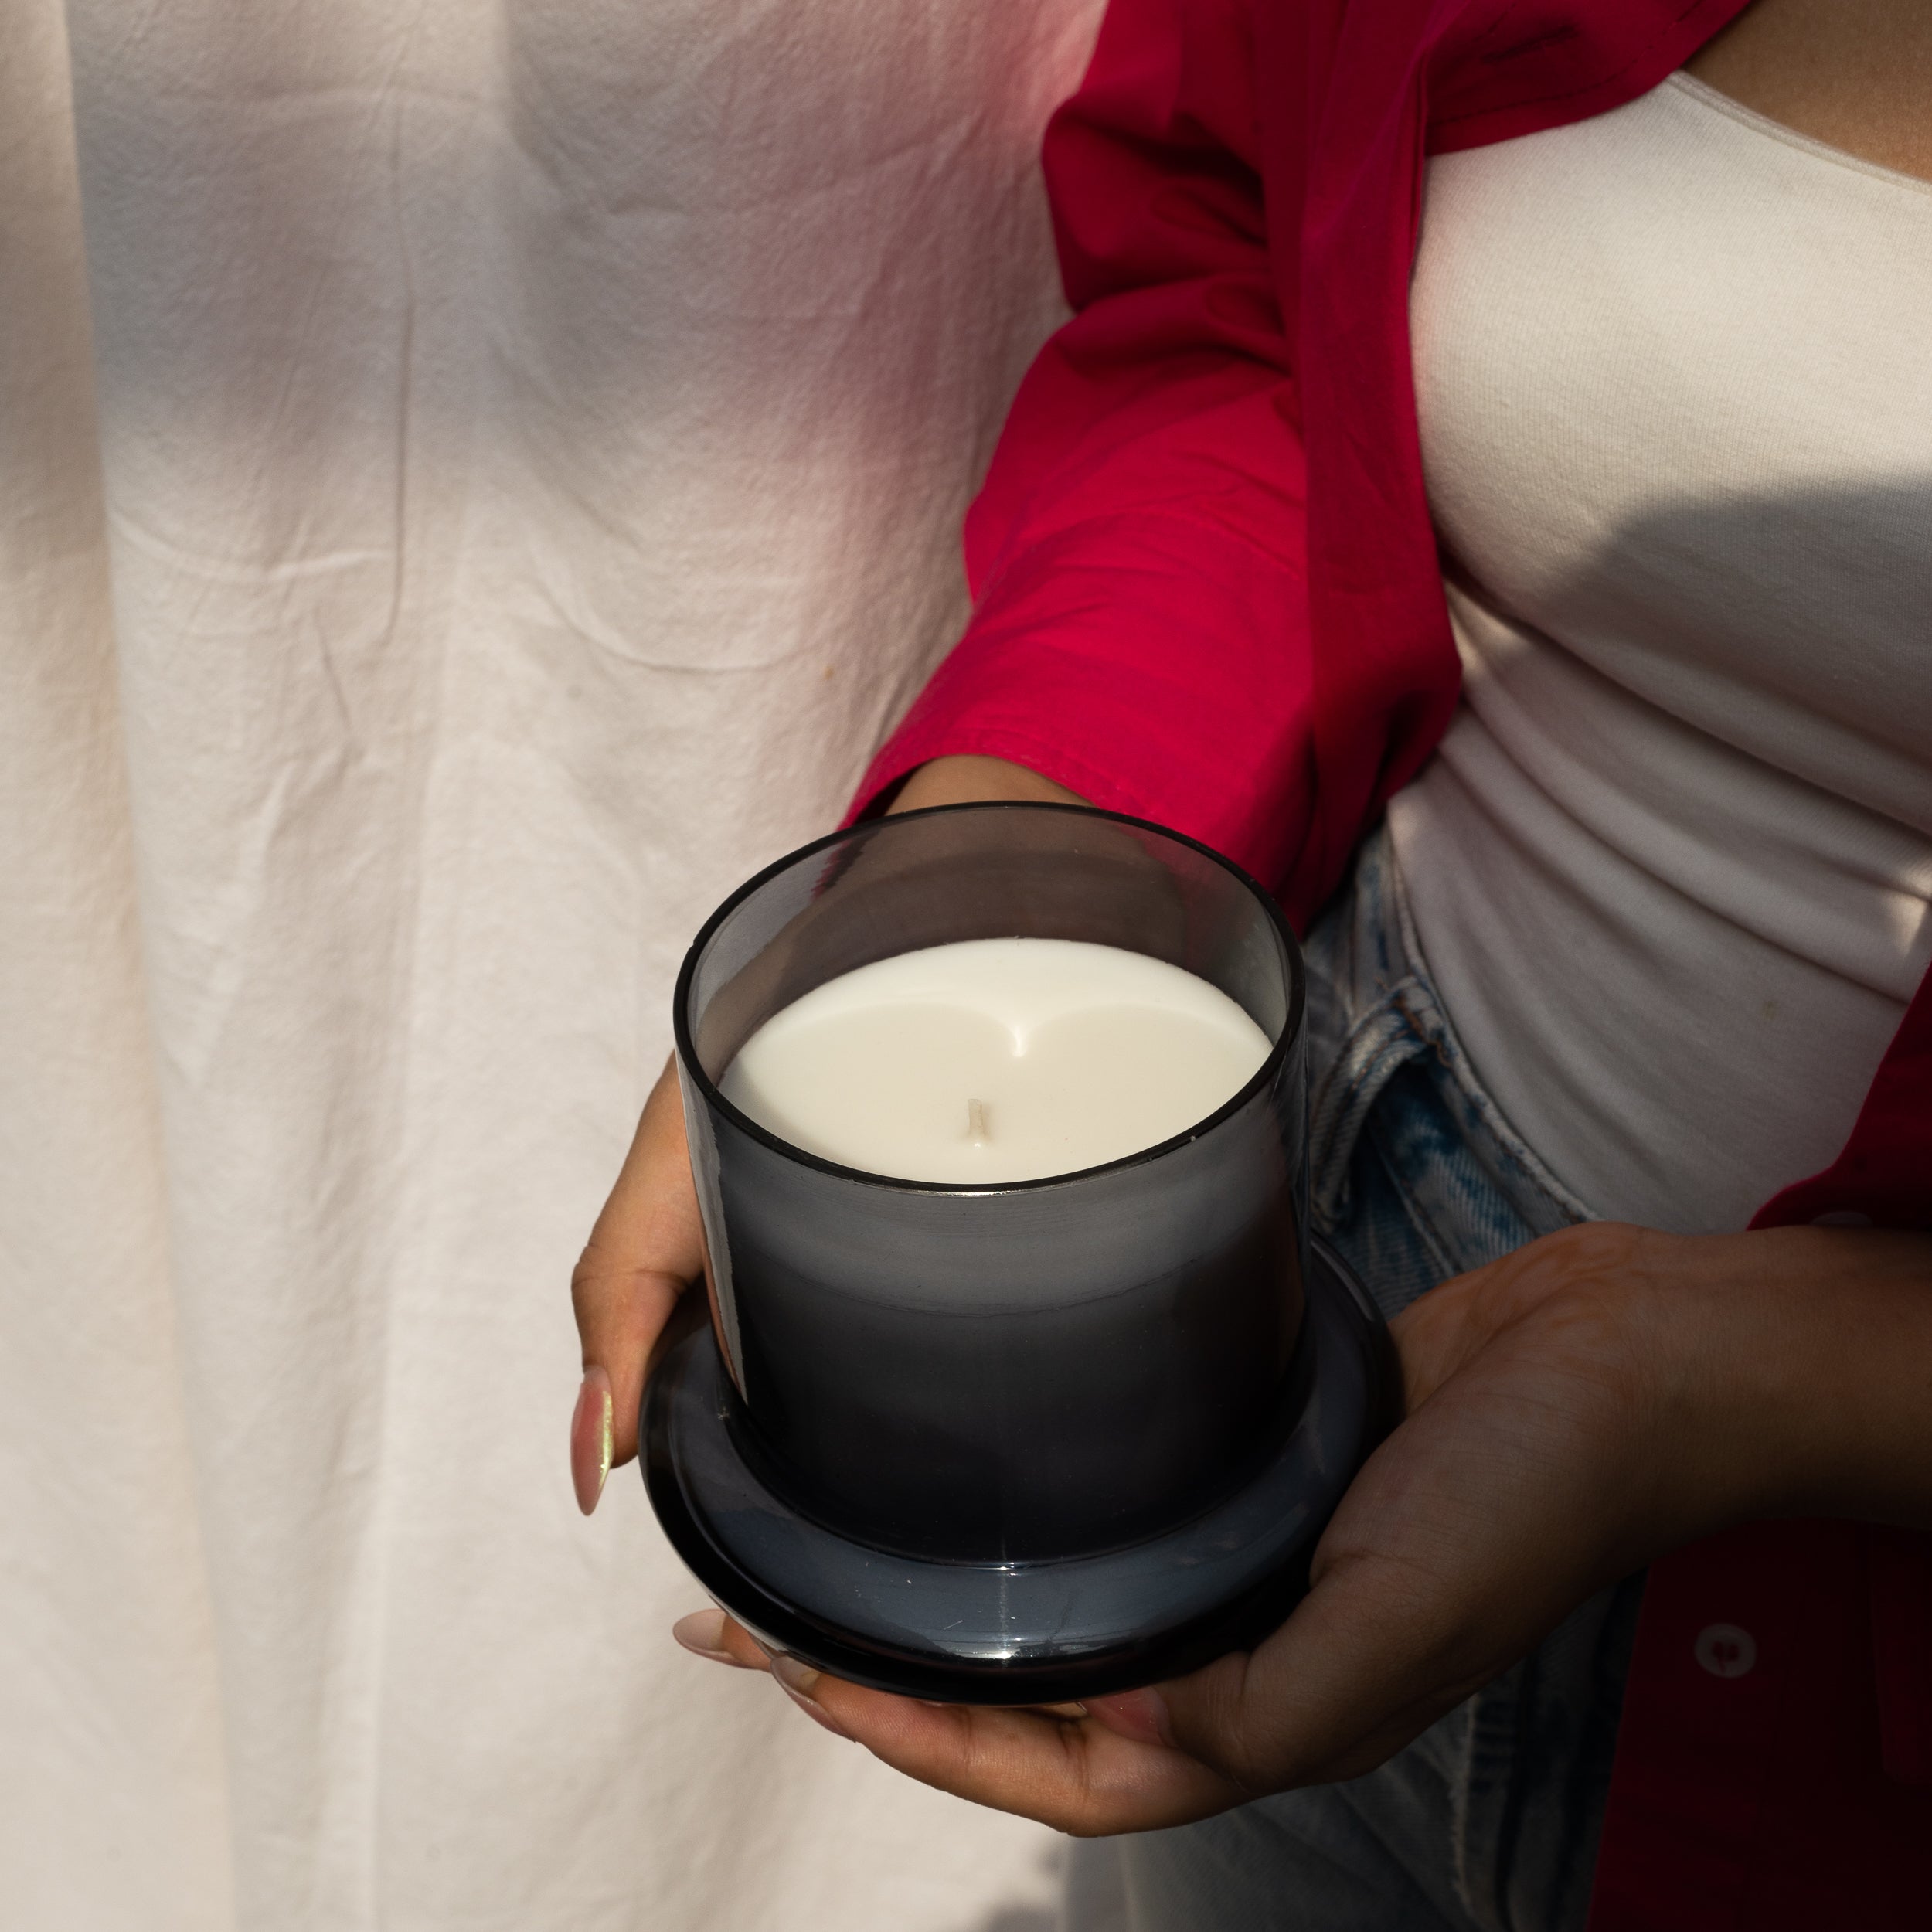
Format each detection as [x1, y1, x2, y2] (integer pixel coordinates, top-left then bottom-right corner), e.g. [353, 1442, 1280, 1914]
[570, 0, 1932, 1835]
[566, 759, 1081, 1517]
[1685, 0, 1932, 183]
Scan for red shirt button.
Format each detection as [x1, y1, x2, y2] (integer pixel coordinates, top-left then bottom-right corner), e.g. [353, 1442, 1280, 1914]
[1695, 1624, 1757, 1679]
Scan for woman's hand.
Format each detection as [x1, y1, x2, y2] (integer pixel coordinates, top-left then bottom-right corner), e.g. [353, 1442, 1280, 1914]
[669, 1221, 1932, 1832]
[568, 754, 1084, 1512]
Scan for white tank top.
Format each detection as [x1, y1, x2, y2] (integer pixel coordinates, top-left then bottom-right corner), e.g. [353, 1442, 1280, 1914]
[1393, 72, 1932, 1235]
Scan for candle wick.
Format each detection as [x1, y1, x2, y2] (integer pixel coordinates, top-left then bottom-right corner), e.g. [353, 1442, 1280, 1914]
[967, 1098, 990, 1144]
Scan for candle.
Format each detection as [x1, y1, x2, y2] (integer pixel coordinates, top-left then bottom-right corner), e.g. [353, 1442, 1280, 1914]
[646, 803, 1385, 1706]
[719, 937, 1273, 1184]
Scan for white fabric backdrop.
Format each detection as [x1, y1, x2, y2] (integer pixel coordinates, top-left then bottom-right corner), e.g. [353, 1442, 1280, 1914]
[0, 0, 1104, 1923]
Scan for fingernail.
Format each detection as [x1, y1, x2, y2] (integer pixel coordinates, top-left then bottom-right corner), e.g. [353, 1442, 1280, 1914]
[571, 1366, 614, 1515]
[672, 1608, 750, 1666]
[771, 1654, 852, 1741]
[1088, 1686, 1175, 1748]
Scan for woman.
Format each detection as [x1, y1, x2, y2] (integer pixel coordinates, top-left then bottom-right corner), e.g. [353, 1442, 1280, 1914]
[570, 1, 1932, 1924]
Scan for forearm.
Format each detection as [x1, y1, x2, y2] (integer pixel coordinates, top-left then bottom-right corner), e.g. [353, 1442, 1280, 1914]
[1650, 1226, 1932, 1535]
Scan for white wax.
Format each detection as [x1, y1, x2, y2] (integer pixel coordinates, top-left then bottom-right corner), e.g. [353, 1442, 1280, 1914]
[719, 937, 1273, 1183]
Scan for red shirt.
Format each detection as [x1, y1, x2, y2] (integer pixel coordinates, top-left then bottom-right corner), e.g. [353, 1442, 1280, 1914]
[848, 2, 1932, 1922]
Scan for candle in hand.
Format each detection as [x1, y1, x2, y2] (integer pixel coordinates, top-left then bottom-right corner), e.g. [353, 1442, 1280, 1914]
[719, 937, 1272, 1184]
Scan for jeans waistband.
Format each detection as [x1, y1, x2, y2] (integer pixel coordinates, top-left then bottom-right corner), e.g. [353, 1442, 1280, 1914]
[1301, 826, 1596, 1291]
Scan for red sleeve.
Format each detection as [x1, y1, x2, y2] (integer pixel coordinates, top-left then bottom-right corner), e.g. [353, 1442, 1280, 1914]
[846, 0, 1316, 893]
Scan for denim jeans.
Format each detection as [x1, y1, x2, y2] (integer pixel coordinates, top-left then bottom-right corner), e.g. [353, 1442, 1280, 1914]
[1064, 828, 1645, 1932]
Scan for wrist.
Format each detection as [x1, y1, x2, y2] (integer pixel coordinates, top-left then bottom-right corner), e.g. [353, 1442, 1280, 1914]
[1636, 1226, 1932, 1536]
[886, 755, 1088, 815]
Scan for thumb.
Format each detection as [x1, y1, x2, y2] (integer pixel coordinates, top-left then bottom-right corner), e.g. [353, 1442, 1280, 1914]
[570, 1056, 706, 1512]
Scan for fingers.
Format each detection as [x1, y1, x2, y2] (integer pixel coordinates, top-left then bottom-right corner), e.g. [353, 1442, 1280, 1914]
[1154, 1558, 1488, 1793]
[805, 1672, 1240, 1834]
[1390, 1223, 1656, 1414]
[1152, 1257, 1661, 1794]
[571, 1057, 707, 1509]
[668, 1610, 1243, 1833]
[671, 1607, 768, 1668]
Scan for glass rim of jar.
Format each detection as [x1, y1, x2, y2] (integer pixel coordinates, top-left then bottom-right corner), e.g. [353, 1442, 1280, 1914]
[672, 799, 1305, 1198]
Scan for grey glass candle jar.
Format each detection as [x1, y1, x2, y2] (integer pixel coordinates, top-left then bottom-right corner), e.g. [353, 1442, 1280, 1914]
[643, 802, 1389, 1703]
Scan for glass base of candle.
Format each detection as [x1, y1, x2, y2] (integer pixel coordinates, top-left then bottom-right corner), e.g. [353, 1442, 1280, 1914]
[641, 1240, 1392, 1705]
